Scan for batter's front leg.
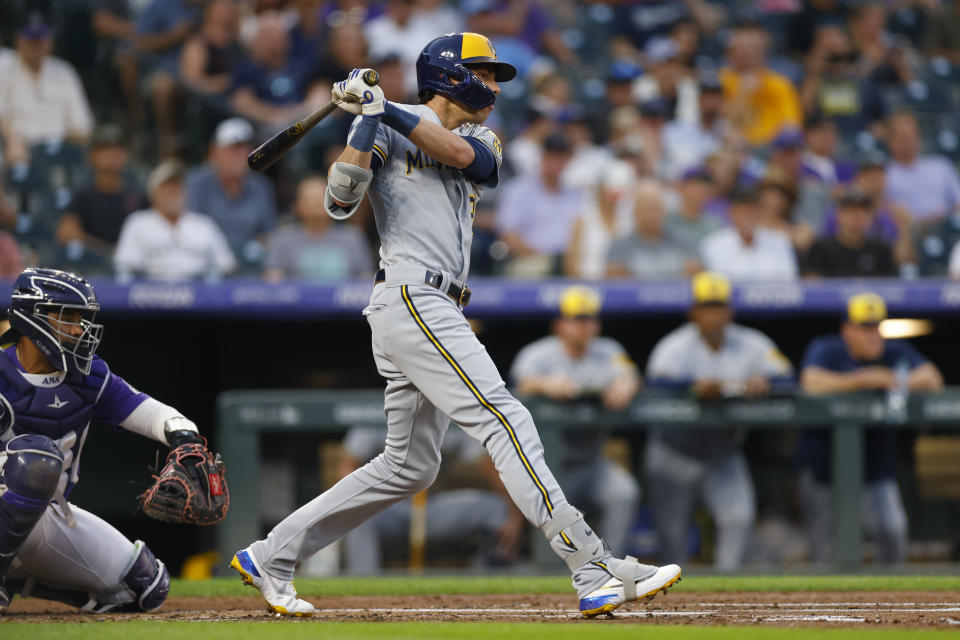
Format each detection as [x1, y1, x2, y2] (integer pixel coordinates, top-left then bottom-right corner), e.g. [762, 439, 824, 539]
[251, 376, 448, 580]
[377, 286, 681, 607]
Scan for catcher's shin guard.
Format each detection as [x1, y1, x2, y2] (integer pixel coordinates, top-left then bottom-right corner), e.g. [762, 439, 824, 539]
[8, 540, 169, 613]
[0, 435, 63, 575]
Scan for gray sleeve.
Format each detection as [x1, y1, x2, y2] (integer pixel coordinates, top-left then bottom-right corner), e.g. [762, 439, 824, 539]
[646, 333, 685, 380]
[748, 331, 794, 378]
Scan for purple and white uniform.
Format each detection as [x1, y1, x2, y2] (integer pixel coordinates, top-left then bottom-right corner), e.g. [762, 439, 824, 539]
[0, 345, 190, 611]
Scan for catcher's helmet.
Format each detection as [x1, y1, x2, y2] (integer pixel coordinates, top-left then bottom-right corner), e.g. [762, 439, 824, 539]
[416, 32, 516, 109]
[8, 268, 103, 375]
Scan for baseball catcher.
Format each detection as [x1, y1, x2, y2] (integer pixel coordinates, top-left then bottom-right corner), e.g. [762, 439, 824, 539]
[0, 268, 228, 614]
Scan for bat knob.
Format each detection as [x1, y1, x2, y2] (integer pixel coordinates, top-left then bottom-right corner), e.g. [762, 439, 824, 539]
[363, 69, 380, 86]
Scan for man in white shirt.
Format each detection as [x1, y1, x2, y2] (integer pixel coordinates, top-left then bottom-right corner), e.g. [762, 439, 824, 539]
[0, 20, 93, 166]
[114, 160, 236, 281]
[699, 188, 798, 281]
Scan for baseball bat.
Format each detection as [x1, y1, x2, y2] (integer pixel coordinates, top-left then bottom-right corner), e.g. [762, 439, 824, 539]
[247, 69, 380, 172]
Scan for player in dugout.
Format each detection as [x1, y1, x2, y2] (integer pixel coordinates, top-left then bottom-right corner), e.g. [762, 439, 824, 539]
[644, 272, 794, 571]
[509, 285, 641, 557]
[796, 293, 943, 563]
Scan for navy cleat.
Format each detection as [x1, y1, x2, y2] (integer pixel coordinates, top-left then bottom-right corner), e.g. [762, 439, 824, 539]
[579, 559, 681, 618]
[230, 547, 315, 617]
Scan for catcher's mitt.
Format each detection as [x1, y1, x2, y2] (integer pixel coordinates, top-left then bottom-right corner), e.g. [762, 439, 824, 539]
[139, 437, 229, 525]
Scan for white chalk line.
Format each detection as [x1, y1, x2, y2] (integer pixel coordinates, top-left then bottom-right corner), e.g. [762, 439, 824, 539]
[312, 605, 960, 617]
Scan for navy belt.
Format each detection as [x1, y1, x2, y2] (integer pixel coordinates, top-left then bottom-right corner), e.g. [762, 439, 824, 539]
[374, 268, 472, 307]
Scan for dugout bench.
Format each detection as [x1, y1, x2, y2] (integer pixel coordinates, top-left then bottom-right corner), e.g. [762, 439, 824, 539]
[216, 389, 960, 569]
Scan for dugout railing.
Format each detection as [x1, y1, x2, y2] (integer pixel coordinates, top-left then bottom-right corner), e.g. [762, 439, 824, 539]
[215, 388, 960, 568]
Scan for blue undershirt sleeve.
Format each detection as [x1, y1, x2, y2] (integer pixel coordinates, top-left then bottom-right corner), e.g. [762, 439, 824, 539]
[461, 136, 498, 186]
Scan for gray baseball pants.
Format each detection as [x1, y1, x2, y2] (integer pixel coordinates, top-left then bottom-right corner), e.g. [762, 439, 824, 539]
[251, 278, 609, 594]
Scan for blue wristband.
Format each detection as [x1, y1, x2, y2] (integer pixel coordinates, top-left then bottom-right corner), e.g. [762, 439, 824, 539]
[382, 102, 421, 137]
[349, 115, 381, 152]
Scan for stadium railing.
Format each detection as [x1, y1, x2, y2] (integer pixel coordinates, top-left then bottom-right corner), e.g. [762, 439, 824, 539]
[215, 388, 960, 568]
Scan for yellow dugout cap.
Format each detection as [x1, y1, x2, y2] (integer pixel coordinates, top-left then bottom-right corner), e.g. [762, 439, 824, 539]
[691, 271, 731, 305]
[847, 292, 887, 325]
[560, 286, 601, 318]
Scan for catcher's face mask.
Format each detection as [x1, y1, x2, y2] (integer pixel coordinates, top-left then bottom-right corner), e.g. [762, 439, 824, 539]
[37, 304, 104, 375]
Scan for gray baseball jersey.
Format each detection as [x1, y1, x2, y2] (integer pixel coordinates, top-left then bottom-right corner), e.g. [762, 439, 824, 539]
[352, 104, 503, 281]
[646, 322, 793, 457]
[251, 101, 619, 599]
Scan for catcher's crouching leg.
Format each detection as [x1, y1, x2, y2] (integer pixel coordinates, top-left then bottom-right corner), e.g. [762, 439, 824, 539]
[13, 540, 169, 612]
[0, 434, 63, 612]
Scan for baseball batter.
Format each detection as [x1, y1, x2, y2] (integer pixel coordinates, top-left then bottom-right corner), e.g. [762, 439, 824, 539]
[231, 33, 680, 618]
[0, 268, 217, 613]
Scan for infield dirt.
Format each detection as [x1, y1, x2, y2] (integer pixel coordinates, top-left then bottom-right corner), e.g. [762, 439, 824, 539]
[5, 591, 960, 628]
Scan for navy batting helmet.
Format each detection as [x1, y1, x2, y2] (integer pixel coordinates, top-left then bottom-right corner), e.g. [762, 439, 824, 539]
[8, 268, 103, 375]
[416, 32, 516, 110]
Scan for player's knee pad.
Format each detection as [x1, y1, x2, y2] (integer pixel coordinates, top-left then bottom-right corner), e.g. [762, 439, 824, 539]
[122, 540, 169, 611]
[0, 434, 64, 511]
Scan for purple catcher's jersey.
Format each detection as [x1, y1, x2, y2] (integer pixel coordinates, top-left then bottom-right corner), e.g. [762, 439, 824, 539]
[0, 345, 148, 495]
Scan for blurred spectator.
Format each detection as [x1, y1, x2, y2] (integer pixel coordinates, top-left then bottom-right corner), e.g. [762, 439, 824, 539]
[766, 128, 834, 234]
[560, 112, 613, 193]
[635, 99, 671, 177]
[804, 190, 898, 278]
[609, 0, 723, 63]
[115, 160, 235, 280]
[801, 116, 853, 187]
[632, 36, 698, 125]
[264, 175, 373, 281]
[797, 293, 943, 563]
[667, 168, 721, 255]
[0, 19, 93, 166]
[313, 21, 369, 86]
[785, 0, 847, 58]
[56, 124, 147, 262]
[645, 272, 793, 571]
[925, 0, 960, 66]
[230, 12, 326, 129]
[849, 4, 913, 88]
[595, 61, 643, 142]
[884, 111, 960, 224]
[180, 0, 242, 98]
[947, 236, 960, 279]
[756, 175, 816, 255]
[136, 0, 203, 157]
[185, 118, 277, 265]
[365, 0, 463, 94]
[700, 188, 798, 281]
[289, 0, 324, 62]
[661, 71, 726, 181]
[465, 0, 575, 71]
[496, 134, 584, 277]
[510, 286, 641, 556]
[0, 177, 23, 278]
[607, 180, 700, 280]
[564, 160, 635, 280]
[800, 25, 887, 132]
[669, 17, 701, 69]
[606, 180, 698, 280]
[340, 425, 520, 573]
[90, 0, 142, 130]
[721, 22, 803, 147]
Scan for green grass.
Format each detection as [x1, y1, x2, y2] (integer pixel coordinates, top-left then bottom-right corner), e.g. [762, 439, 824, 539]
[170, 574, 960, 598]
[2, 623, 957, 640]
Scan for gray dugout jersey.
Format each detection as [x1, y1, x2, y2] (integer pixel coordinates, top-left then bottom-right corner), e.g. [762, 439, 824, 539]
[510, 336, 638, 468]
[348, 104, 503, 281]
[646, 322, 793, 458]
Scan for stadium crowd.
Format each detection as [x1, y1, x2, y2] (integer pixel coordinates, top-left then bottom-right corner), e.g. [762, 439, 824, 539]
[3, 1, 960, 281]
